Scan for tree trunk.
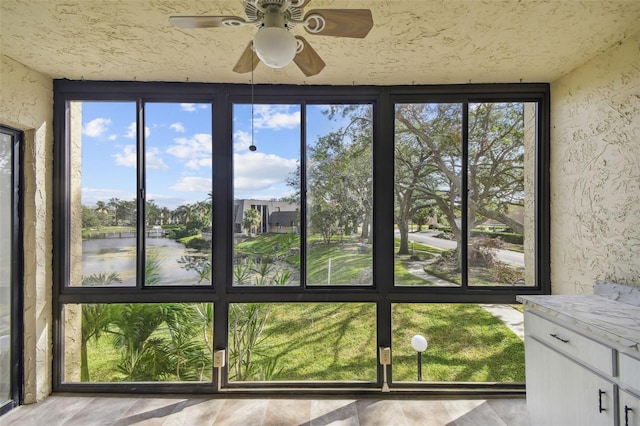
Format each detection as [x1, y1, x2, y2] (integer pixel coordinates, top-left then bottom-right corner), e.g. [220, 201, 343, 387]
[397, 220, 410, 255]
[361, 215, 369, 240]
[81, 339, 89, 382]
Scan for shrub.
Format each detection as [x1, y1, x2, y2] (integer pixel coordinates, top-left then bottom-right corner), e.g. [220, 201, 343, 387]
[471, 230, 523, 245]
[185, 237, 209, 251]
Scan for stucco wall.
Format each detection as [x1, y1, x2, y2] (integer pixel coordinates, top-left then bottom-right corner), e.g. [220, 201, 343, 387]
[0, 55, 53, 402]
[550, 31, 640, 294]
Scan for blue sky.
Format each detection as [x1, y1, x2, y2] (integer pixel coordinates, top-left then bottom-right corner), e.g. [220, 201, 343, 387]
[79, 102, 344, 210]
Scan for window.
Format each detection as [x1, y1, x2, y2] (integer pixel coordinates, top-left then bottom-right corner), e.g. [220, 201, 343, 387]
[0, 125, 23, 414]
[394, 102, 537, 288]
[54, 81, 549, 394]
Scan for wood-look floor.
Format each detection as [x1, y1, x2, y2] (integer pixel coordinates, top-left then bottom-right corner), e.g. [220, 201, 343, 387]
[0, 394, 529, 425]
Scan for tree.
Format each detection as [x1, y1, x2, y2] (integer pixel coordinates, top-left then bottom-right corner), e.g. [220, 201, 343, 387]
[413, 207, 434, 232]
[146, 199, 161, 226]
[242, 208, 261, 237]
[107, 198, 122, 226]
[82, 205, 102, 229]
[395, 102, 526, 266]
[80, 272, 122, 381]
[94, 201, 111, 227]
[298, 105, 373, 244]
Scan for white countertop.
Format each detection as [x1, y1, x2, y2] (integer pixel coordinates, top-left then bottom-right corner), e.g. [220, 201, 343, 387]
[517, 295, 640, 353]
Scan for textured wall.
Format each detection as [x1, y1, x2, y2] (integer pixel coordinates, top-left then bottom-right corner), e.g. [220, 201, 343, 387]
[0, 55, 53, 402]
[550, 31, 640, 294]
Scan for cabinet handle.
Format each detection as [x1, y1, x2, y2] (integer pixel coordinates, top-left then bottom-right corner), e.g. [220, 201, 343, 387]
[625, 405, 632, 426]
[549, 333, 569, 343]
[598, 389, 606, 413]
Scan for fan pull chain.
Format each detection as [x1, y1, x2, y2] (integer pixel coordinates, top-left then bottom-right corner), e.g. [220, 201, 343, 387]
[249, 42, 257, 152]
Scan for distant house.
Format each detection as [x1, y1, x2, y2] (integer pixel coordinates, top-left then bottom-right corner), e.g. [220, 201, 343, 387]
[234, 199, 299, 234]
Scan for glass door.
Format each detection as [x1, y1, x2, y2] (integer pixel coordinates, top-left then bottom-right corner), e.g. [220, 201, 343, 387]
[0, 125, 22, 414]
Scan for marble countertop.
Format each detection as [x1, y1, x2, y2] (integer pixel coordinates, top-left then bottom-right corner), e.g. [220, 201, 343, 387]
[517, 295, 640, 353]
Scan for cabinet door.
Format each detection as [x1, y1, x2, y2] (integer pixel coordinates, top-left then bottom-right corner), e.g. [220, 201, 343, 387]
[620, 390, 640, 426]
[526, 337, 615, 426]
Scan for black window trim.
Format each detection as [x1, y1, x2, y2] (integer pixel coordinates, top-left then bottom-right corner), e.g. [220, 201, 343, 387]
[52, 80, 550, 395]
[0, 124, 25, 414]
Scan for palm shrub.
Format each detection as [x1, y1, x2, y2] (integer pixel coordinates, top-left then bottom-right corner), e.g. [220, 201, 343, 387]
[228, 260, 289, 381]
[80, 272, 122, 381]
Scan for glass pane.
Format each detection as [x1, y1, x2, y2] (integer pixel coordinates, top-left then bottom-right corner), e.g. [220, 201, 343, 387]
[306, 105, 373, 286]
[467, 103, 533, 287]
[63, 303, 213, 383]
[228, 303, 376, 382]
[392, 303, 525, 383]
[0, 131, 12, 403]
[144, 103, 212, 286]
[232, 104, 301, 286]
[394, 104, 463, 286]
[70, 101, 137, 286]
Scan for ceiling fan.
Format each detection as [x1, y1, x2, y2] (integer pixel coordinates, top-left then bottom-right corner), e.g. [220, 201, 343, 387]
[169, 0, 374, 77]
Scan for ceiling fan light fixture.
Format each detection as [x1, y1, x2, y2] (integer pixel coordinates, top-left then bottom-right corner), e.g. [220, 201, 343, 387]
[253, 27, 297, 68]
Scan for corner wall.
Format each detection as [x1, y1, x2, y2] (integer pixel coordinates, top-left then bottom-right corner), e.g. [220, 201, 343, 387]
[0, 55, 53, 402]
[550, 31, 640, 294]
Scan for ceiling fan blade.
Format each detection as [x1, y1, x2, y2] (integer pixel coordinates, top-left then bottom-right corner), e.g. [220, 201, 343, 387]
[169, 16, 246, 29]
[290, 0, 311, 7]
[293, 37, 326, 77]
[233, 42, 259, 74]
[303, 9, 373, 38]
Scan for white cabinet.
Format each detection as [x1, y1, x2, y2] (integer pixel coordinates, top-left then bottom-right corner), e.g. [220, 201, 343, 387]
[525, 325, 615, 426]
[619, 390, 640, 426]
[519, 295, 640, 426]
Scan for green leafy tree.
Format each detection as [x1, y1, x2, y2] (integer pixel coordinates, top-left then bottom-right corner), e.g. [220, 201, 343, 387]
[413, 207, 433, 232]
[395, 103, 525, 265]
[80, 272, 122, 381]
[307, 106, 373, 243]
[82, 205, 102, 229]
[242, 208, 261, 237]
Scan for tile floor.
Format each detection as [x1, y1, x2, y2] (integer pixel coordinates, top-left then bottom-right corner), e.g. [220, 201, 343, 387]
[0, 395, 529, 425]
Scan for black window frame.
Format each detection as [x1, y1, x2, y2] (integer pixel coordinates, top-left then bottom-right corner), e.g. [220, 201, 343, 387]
[52, 80, 550, 395]
[0, 125, 24, 415]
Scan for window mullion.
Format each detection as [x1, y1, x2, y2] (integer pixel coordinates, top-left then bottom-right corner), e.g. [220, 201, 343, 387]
[461, 101, 469, 289]
[300, 102, 308, 289]
[137, 99, 146, 290]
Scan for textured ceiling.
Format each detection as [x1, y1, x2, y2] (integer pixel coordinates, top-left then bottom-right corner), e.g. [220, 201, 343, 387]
[1, 0, 640, 85]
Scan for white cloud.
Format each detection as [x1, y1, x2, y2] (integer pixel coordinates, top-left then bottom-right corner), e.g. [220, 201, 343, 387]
[166, 133, 212, 169]
[233, 152, 297, 192]
[81, 187, 135, 206]
[146, 148, 168, 170]
[169, 176, 212, 192]
[254, 105, 300, 130]
[170, 122, 185, 133]
[83, 118, 112, 137]
[124, 122, 151, 139]
[113, 145, 167, 170]
[180, 103, 196, 112]
[114, 145, 137, 167]
[233, 130, 253, 151]
[186, 158, 212, 170]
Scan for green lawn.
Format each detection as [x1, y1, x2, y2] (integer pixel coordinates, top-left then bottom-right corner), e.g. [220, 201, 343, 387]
[84, 302, 524, 383]
[81, 233, 524, 384]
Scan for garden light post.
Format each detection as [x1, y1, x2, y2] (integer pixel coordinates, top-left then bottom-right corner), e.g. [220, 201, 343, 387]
[411, 334, 428, 381]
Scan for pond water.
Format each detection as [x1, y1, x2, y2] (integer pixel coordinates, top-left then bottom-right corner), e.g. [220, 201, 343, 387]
[81, 237, 209, 286]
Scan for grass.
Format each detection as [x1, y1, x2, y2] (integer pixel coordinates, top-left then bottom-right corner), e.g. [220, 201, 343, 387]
[80, 233, 525, 383]
[235, 234, 373, 285]
[306, 243, 371, 284]
[82, 226, 135, 239]
[233, 303, 378, 382]
[83, 303, 524, 384]
[392, 304, 524, 382]
[84, 332, 125, 382]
